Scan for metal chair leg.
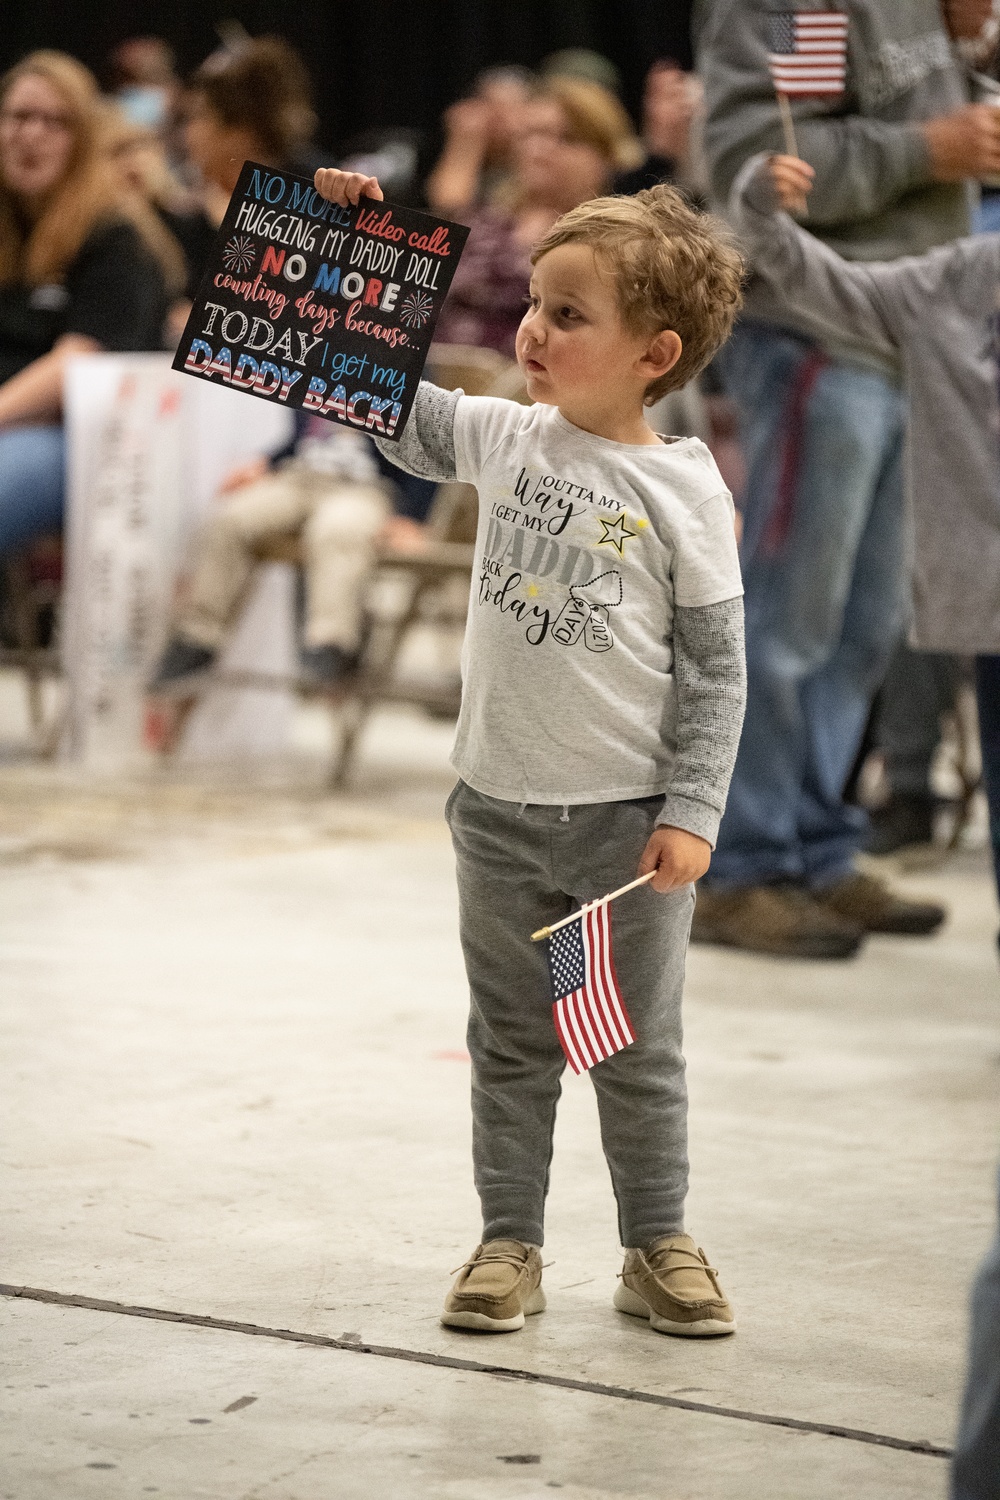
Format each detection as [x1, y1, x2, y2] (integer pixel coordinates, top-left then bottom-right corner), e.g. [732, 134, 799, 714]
[25, 669, 45, 735]
[330, 695, 369, 789]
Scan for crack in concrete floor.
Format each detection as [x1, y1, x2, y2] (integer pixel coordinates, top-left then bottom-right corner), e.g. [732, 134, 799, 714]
[0, 1283, 953, 1460]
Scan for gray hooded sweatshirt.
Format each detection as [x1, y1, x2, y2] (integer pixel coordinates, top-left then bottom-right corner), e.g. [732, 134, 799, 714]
[729, 154, 1000, 655]
[695, 0, 972, 373]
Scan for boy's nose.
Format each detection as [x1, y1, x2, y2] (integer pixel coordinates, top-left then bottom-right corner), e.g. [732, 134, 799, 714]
[522, 309, 545, 343]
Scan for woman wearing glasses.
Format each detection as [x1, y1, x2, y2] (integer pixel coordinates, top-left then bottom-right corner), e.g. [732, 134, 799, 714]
[0, 51, 171, 558]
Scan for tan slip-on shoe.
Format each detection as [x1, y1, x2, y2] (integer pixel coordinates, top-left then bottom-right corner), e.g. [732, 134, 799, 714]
[614, 1233, 735, 1337]
[441, 1239, 546, 1332]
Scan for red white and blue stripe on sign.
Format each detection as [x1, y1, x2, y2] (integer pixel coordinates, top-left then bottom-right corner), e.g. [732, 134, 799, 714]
[546, 901, 635, 1074]
[768, 10, 849, 97]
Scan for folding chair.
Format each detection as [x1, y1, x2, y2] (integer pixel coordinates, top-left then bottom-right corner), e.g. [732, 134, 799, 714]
[0, 536, 64, 755]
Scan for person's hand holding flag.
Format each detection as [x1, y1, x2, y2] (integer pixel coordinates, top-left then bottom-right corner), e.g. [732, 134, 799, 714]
[637, 825, 712, 894]
[765, 152, 815, 217]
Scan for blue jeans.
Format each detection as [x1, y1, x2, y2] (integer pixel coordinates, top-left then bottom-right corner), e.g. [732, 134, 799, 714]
[952, 1170, 1000, 1500]
[711, 323, 907, 888]
[0, 425, 66, 554]
[974, 191, 1000, 236]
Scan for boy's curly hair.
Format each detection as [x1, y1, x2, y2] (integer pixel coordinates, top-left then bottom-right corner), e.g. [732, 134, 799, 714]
[531, 185, 745, 402]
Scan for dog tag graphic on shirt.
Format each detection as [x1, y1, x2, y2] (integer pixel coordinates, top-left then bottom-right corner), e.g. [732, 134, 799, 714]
[552, 568, 624, 649]
[551, 596, 588, 647]
[584, 606, 613, 652]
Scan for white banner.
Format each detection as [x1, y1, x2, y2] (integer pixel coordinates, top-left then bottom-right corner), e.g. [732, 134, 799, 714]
[62, 353, 296, 769]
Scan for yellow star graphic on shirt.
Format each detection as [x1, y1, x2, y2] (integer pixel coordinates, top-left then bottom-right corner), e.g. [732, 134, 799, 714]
[597, 512, 638, 556]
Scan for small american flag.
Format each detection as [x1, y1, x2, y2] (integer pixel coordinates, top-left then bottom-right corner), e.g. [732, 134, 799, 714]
[546, 901, 635, 1074]
[768, 10, 849, 97]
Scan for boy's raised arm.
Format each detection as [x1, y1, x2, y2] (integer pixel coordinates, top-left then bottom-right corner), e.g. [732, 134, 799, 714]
[733, 153, 1000, 336]
[372, 381, 461, 483]
[729, 154, 902, 360]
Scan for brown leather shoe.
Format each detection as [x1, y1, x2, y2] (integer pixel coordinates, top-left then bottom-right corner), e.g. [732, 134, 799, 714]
[692, 882, 864, 959]
[815, 871, 946, 936]
[441, 1240, 545, 1332]
[614, 1234, 735, 1337]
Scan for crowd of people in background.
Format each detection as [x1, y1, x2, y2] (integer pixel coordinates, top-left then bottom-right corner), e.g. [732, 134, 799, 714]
[0, 32, 732, 711]
[0, 15, 997, 908]
[0, 17, 997, 911]
[1, 7, 999, 1490]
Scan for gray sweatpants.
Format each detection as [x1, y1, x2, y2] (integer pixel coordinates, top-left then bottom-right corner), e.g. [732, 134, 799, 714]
[446, 780, 694, 1249]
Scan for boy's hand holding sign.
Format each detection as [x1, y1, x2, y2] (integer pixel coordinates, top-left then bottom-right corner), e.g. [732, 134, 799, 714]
[314, 167, 383, 207]
[172, 160, 469, 439]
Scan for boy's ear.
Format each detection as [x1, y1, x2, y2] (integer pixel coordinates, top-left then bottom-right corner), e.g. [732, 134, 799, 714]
[639, 328, 683, 382]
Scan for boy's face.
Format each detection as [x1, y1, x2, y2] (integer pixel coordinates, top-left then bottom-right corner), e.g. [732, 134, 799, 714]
[516, 243, 679, 421]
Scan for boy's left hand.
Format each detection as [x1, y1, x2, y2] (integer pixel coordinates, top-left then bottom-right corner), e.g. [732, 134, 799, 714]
[638, 826, 712, 893]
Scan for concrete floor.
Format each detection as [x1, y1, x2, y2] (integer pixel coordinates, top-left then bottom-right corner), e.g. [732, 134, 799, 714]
[1, 699, 998, 1499]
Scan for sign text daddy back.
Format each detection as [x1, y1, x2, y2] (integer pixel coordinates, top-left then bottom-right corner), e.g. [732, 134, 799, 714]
[173, 162, 469, 440]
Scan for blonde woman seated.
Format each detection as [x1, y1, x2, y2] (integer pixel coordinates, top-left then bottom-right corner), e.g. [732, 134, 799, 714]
[0, 51, 175, 557]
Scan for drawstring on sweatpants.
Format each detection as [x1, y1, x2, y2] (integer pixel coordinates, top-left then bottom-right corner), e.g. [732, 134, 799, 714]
[516, 802, 570, 821]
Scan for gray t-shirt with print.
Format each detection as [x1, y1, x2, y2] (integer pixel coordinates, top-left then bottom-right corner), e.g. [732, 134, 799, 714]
[375, 384, 746, 839]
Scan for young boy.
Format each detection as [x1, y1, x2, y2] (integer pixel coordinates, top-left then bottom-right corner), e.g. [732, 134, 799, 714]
[315, 165, 747, 1336]
[726, 152, 1000, 907]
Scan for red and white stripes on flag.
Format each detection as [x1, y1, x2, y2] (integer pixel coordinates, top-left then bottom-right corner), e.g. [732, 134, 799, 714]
[768, 10, 849, 98]
[546, 900, 635, 1075]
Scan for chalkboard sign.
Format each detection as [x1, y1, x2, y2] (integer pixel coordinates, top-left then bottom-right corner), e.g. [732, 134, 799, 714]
[172, 161, 469, 441]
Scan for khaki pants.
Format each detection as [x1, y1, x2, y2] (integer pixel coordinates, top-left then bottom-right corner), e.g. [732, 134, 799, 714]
[178, 463, 389, 652]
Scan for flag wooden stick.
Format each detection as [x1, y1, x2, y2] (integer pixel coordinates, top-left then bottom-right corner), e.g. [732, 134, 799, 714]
[776, 90, 799, 158]
[531, 870, 657, 943]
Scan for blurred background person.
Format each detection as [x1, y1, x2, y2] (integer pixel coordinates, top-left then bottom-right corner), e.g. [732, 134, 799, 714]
[953, 1170, 1000, 1499]
[0, 51, 170, 559]
[612, 55, 718, 456]
[539, 48, 622, 96]
[433, 75, 641, 359]
[148, 422, 398, 707]
[107, 35, 179, 134]
[865, 1, 1000, 859]
[691, 0, 999, 959]
[425, 65, 535, 218]
[99, 106, 196, 331]
[615, 59, 705, 198]
[182, 35, 319, 227]
[865, 645, 968, 854]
